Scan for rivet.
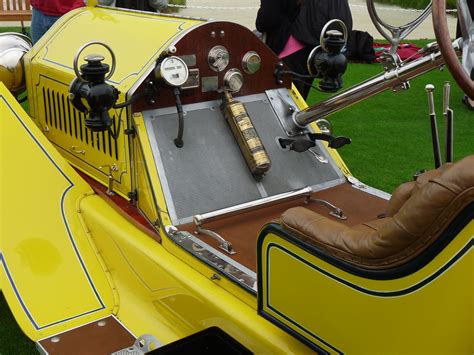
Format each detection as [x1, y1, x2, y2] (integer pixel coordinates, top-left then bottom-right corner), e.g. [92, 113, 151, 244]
[210, 31, 216, 38]
[51, 336, 61, 343]
[97, 320, 107, 327]
[219, 30, 225, 37]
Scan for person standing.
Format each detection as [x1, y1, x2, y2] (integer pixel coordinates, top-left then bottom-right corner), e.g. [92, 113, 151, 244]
[256, 0, 352, 100]
[30, 0, 84, 44]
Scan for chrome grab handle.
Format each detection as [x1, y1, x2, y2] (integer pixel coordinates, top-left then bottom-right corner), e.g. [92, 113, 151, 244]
[195, 226, 236, 255]
[193, 187, 312, 226]
[305, 197, 347, 220]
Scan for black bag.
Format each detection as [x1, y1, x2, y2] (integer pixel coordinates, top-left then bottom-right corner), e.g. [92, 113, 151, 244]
[291, 0, 353, 47]
[345, 30, 376, 63]
[115, 0, 154, 11]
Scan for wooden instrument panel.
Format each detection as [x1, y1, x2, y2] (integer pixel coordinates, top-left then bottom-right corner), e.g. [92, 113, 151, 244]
[132, 21, 292, 112]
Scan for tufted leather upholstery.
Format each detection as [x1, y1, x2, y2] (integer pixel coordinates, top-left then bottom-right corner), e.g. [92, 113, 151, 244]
[281, 156, 474, 269]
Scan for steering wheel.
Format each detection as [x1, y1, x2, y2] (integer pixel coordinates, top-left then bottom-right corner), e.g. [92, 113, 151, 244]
[432, 0, 474, 99]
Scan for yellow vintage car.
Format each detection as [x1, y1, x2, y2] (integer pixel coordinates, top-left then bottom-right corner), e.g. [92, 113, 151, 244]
[0, 1, 472, 354]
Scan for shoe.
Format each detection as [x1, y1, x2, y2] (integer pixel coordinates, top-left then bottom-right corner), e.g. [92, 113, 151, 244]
[462, 95, 474, 111]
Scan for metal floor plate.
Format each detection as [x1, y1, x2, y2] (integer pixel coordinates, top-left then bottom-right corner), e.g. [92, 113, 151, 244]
[145, 92, 343, 224]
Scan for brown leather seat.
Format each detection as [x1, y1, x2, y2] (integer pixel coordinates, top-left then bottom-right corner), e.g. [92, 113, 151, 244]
[281, 156, 474, 269]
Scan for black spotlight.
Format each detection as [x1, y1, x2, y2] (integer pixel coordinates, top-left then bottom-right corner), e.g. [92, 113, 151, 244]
[69, 54, 119, 132]
[308, 29, 348, 92]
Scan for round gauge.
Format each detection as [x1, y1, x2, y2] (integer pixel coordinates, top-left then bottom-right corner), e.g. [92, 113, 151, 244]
[156, 56, 189, 87]
[224, 69, 244, 92]
[242, 51, 261, 74]
[208, 45, 230, 72]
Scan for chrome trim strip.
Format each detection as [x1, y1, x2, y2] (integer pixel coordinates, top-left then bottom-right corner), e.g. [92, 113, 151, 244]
[35, 342, 48, 355]
[168, 229, 257, 292]
[347, 176, 391, 200]
[256, 181, 269, 198]
[194, 187, 313, 226]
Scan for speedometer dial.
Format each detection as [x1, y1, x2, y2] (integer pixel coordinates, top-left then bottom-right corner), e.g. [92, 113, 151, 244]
[156, 56, 189, 87]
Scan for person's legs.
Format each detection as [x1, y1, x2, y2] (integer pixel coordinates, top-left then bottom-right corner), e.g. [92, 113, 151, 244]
[30, 8, 60, 44]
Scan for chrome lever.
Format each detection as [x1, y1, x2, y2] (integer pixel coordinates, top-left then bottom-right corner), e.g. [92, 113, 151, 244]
[443, 82, 454, 163]
[307, 149, 328, 163]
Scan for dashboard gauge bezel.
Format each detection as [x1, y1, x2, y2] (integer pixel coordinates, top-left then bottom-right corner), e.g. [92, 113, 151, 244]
[208, 45, 230, 72]
[156, 56, 190, 87]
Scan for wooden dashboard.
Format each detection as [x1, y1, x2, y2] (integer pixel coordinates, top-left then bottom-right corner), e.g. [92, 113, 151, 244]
[132, 21, 292, 112]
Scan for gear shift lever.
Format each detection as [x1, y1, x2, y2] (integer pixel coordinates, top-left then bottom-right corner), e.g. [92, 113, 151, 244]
[425, 84, 442, 168]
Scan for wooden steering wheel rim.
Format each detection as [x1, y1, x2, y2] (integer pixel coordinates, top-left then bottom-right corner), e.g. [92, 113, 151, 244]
[432, 0, 474, 99]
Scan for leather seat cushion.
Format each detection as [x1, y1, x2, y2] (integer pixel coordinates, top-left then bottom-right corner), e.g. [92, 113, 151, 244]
[281, 156, 474, 269]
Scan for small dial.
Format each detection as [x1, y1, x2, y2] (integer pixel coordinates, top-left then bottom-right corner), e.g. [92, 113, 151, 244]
[242, 51, 261, 74]
[224, 69, 244, 92]
[156, 56, 189, 87]
[208, 45, 230, 72]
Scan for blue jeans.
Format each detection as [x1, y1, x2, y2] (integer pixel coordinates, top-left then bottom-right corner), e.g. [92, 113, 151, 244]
[30, 7, 60, 44]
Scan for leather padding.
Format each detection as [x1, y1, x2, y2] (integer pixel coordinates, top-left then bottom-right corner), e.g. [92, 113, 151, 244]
[281, 156, 474, 269]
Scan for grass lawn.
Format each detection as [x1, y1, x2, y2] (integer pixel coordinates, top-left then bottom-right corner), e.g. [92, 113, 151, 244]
[308, 40, 473, 192]
[0, 31, 472, 353]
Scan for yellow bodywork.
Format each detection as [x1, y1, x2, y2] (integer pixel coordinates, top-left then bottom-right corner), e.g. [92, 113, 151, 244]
[0, 84, 115, 338]
[0, 83, 311, 352]
[1, 4, 471, 354]
[258, 223, 474, 353]
[23, 7, 203, 200]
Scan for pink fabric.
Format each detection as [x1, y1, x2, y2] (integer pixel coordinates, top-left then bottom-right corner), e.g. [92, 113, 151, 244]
[279, 35, 306, 58]
[373, 43, 422, 62]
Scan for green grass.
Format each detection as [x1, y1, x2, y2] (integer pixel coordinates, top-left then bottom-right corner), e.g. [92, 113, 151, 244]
[307, 40, 473, 192]
[0, 293, 37, 354]
[1, 30, 472, 353]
